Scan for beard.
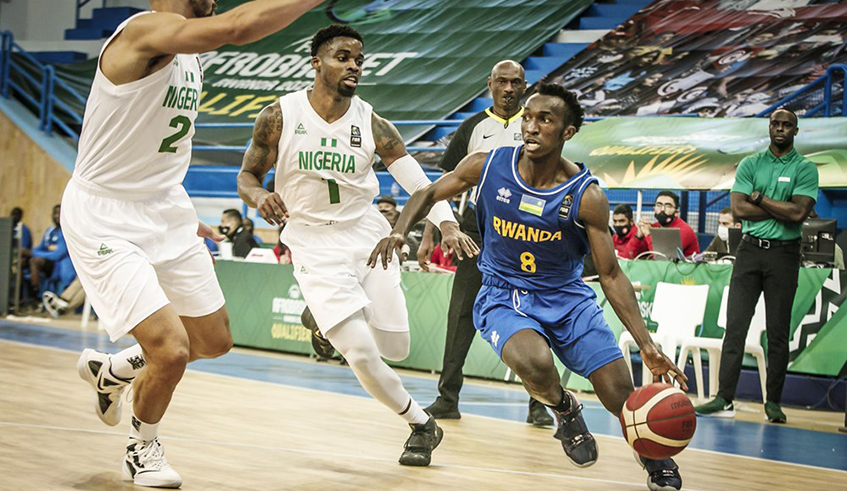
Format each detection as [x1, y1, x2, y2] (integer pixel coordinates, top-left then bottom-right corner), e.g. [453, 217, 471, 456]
[189, 0, 215, 18]
[338, 81, 356, 98]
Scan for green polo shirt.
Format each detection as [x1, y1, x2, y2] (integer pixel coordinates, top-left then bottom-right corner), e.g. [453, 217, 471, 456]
[731, 147, 818, 240]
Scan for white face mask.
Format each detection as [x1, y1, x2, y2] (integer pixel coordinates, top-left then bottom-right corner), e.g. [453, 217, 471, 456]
[718, 225, 729, 242]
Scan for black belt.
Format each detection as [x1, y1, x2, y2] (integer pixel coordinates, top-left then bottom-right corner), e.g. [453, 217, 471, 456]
[741, 234, 799, 250]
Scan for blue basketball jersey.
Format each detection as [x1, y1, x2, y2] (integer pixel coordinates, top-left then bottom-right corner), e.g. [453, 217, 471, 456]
[473, 145, 599, 291]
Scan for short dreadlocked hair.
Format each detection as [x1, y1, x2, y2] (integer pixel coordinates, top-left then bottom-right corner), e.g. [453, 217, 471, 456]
[535, 82, 585, 132]
[311, 24, 364, 57]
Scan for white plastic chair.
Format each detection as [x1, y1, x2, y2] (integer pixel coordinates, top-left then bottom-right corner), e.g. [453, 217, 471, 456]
[678, 286, 767, 401]
[619, 282, 710, 387]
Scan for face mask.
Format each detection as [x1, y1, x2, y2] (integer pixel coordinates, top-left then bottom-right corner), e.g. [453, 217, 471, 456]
[654, 212, 674, 226]
[219, 225, 231, 236]
[718, 225, 729, 242]
[614, 225, 630, 237]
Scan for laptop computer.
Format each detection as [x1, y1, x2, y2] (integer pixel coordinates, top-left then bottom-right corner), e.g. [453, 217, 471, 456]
[651, 227, 682, 261]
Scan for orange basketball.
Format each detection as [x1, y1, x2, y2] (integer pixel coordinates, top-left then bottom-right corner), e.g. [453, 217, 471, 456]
[619, 383, 696, 459]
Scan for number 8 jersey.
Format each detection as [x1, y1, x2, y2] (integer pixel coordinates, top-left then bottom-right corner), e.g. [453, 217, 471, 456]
[73, 12, 202, 199]
[274, 89, 379, 228]
[474, 145, 598, 291]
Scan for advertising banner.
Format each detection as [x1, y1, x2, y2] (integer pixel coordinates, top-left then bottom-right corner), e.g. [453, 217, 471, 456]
[567, 116, 847, 189]
[547, 0, 847, 118]
[53, 0, 592, 148]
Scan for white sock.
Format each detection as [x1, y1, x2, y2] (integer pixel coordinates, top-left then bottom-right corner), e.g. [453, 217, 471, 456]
[110, 344, 146, 380]
[326, 311, 428, 424]
[399, 397, 430, 425]
[130, 414, 159, 442]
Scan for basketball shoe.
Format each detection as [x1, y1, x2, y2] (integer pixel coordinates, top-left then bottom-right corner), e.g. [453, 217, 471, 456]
[764, 401, 787, 423]
[301, 307, 336, 359]
[424, 397, 461, 419]
[42, 291, 69, 318]
[694, 396, 735, 418]
[123, 437, 182, 488]
[77, 349, 131, 426]
[552, 390, 598, 467]
[399, 417, 443, 466]
[637, 454, 682, 491]
[527, 397, 554, 426]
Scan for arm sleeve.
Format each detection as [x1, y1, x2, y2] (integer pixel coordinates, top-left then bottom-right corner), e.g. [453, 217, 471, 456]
[731, 156, 755, 195]
[387, 154, 456, 227]
[791, 161, 820, 200]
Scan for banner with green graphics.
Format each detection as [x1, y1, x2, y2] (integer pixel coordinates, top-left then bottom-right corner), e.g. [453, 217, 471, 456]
[53, 0, 592, 148]
[217, 260, 847, 395]
[566, 117, 847, 190]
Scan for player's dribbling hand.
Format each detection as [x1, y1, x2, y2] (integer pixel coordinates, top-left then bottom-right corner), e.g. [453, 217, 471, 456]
[367, 233, 407, 270]
[257, 191, 288, 226]
[440, 222, 479, 261]
[642, 343, 689, 391]
[197, 222, 225, 242]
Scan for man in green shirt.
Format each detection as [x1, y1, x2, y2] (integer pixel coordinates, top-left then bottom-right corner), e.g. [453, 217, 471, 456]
[695, 108, 818, 423]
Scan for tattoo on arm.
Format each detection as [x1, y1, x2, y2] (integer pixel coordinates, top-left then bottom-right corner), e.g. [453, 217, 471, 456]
[372, 113, 406, 163]
[238, 102, 281, 205]
[242, 102, 281, 177]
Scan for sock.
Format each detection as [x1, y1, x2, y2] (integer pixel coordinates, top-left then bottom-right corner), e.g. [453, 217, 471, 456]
[399, 397, 430, 425]
[110, 345, 146, 380]
[546, 387, 572, 413]
[130, 414, 159, 442]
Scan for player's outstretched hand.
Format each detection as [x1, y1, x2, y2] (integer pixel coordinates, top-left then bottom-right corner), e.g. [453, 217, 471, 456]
[440, 222, 479, 261]
[642, 343, 689, 391]
[257, 191, 288, 226]
[197, 222, 224, 242]
[416, 228, 435, 272]
[368, 233, 407, 270]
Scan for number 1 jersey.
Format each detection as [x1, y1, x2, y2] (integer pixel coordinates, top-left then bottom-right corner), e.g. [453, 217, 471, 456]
[275, 89, 379, 227]
[73, 12, 202, 199]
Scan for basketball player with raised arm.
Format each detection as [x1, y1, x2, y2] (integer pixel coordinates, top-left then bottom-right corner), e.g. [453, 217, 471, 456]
[237, 24, 476, 466]
[369, 83, 688, 491]
[65, 1, 322, 487]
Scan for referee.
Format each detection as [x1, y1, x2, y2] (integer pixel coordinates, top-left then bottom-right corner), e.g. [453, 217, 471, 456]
[696, 108, 818, 423]
[420, 61, 553, 426]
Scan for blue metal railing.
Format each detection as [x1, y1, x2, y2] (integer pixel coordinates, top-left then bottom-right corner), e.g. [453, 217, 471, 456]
[0, 31, 87, 140]
[757, 64, 847, 118]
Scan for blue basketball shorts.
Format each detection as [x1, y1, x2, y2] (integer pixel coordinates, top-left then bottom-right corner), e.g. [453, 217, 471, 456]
[473, 280, 623, 378]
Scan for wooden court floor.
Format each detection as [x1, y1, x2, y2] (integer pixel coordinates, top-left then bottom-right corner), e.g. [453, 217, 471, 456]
[1, 328, 846, 491]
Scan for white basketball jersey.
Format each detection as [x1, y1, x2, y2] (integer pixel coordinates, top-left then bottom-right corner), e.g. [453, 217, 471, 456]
[275, 89, 378, 227]
[73, 12, 203, 198]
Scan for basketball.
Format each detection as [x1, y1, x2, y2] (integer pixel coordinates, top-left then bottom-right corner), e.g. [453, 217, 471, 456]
[619, 383, 696, 460]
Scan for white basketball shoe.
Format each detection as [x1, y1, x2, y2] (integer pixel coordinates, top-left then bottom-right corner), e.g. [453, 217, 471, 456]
[77, 348, 130, 426]
[123, 437, 182, 488]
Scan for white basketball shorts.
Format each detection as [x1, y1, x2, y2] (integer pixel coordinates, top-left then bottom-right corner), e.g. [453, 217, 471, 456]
[61, 179, 225, 341]
[281, 206, 409, 334]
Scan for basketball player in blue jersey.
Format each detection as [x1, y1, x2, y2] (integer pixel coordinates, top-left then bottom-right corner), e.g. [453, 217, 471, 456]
[369, 83, 688, 491]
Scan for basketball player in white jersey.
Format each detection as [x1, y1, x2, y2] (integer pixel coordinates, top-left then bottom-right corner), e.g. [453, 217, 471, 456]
[64, 1, 321, 487]
[237, 24, 478, 466]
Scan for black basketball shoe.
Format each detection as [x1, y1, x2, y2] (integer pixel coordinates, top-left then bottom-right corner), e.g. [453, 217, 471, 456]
[638, 454, 682, 491]
[301, 307, 335, 359]
[399, 417, 443, 466]
[552, 391, 598, 467]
